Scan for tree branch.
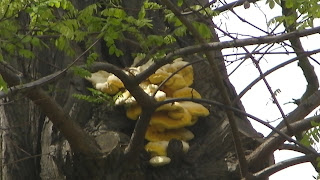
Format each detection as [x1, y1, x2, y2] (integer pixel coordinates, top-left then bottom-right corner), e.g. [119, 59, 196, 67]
[279, 144, 320, 172]
[270, 90, 320, 136]
[234, 49, 320, 104]
[247, 113, 320, 169]
[281, 0, 319, 103]
[214, 0, 260, 13]
[158, 97, 314, 155]
[253, 154, 316, 179]
[136, 26, 320, 83]
[0, 63, 102, 156]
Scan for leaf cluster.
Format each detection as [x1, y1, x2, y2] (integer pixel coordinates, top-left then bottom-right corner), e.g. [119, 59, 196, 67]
[72, 87, 115, 105]
[267, 0, 320, 29]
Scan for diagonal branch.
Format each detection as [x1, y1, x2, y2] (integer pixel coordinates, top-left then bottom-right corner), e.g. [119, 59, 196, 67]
[247, 112, 320, 169]
[158, 97, 316, 156]
[0, 63, 102, 156]
[234, 49, 320, 103]
[281, 1, 319, 103]
[252, 154, 316, 179]
[279, 144, 320, 172]
[270, 90, 320, 136]
[214, 0, 260, 13]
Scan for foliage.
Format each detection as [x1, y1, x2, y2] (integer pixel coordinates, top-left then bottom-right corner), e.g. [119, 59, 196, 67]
[301, 121, 320, 147]
[267, 0, 320, 29]
[72, 87, 115, 104]
[0, 75, 8, 93]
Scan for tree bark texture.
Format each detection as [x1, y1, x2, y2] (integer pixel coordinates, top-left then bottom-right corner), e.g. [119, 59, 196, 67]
[0, 0, 267, 179]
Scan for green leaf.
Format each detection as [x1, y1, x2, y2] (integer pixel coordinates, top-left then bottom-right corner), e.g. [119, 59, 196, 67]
[317, 157, 320, 168]
[138, 6, 146, 19]
[285, 0, 294, 8]
[101, 8, 126, 19]
[194, 22, 212, 39]
[4, 43, 16, 54]
[164, 35, 176, 44]
[300, 133, 311, 147]
[86, 52, 99, 66]
[0, 75, 8, 93]
[73, 88, 114, 104]
[174, 26, 187, 37]
[268, 0, 275, 9]
[147, 35, 164, 46]
[21, 35, 33, 43]
[30, 37, 41, 47]
[18, 49, 35, 59]
[71, 66, 91, 78]
[55, 36, 66, 50]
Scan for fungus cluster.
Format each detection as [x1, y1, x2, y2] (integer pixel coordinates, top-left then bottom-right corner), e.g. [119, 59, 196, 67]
[86, 58, 209, 166]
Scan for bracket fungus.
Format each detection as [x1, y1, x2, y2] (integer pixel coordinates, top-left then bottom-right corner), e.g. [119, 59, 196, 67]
[86, 58, 210, 166]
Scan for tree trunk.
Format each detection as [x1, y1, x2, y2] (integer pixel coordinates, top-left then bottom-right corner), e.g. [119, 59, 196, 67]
[0, 0, 267, 179]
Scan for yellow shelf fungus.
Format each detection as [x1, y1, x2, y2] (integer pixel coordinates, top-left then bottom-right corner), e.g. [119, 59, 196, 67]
[85, 58, 209, 167]
[149, 156, 171, 167]
[150, 111, 192, 129]
[145, 140, 190, 157]
[172, 87, 201, 99]
[145, 126, 194, 142]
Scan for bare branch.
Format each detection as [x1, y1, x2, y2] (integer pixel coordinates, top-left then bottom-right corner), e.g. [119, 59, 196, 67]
[270, 90, 320, 136]
[214, 0, 260, 13]
[280, 144, 320, 172]
[234, 49, 320, 103]
[26, 88, 102, 156]
[247, 112, 320, 169]
[253, 154, 316, 179]
[136, 26, 320, 83]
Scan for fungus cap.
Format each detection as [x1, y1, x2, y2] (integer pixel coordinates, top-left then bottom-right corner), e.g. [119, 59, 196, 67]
[149, 70, 170, 84]
[95, 82, 119, 95]
[181, 140, 190, 153]
[126, 104, 141, 120]
[114, 90, 131, 105]
[172, 87, 201, 99]
[178, 101, 209, 117]
[85, 70, 110, 85]
[144, 84, 166, 101]
[164, 74, 187, 90]
[145, 126, 194, 142]
[107, 74, 124, 88]
[149, 156, 171, 167]
[155, 102, 183, 112]
[145, 141, 169, 156]
[150, 111, 192, 129]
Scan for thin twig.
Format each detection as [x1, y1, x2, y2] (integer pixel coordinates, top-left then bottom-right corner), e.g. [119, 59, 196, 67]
[233, 49, 320, 103]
